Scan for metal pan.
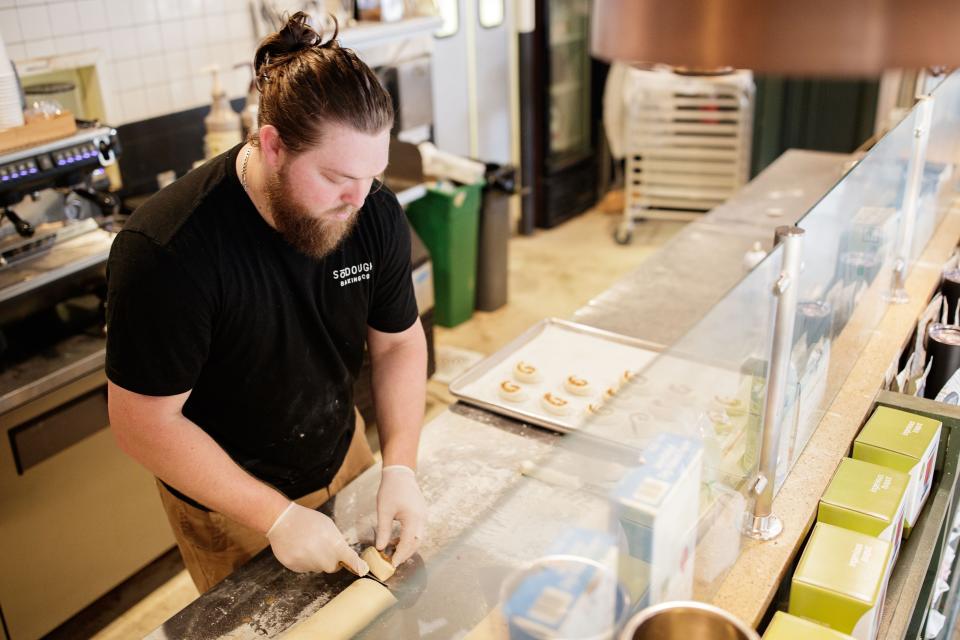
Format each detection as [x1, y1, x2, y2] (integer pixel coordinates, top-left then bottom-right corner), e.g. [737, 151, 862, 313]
[449, 318, 663, 433]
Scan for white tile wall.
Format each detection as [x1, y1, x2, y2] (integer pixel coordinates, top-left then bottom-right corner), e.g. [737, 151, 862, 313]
[25, 36, 55, 57]
[55, 33, 83, 54]
[0, 8, 22, 42]
[18, 5, 52, 40]
[48, 2, 80, 37]
[76, 0, 106, 33]
[1, 0, 259, 124]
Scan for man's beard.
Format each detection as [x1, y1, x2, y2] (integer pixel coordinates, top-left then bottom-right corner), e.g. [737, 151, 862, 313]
[265, 166, 360, 260]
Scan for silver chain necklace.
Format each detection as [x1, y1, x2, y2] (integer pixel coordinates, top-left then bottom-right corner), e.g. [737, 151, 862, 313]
[240, 145, 252, 191]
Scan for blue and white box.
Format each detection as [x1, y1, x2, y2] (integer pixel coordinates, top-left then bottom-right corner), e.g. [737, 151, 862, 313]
[611, 432, 703, 607]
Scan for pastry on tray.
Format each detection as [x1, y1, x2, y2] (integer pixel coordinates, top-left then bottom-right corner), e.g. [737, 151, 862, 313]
[563, 375, 593, 396]
[541, 392, 572, 416]
[498, 380, 528, 402]
[513, 360, 543, 383]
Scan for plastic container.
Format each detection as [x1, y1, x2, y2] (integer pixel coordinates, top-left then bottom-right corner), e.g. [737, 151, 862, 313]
[202, 65, 241, 159]
[406, 181, 483, 327]
[23, 82, 77, 119]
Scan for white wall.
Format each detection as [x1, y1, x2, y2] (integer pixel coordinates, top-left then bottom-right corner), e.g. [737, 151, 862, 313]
[0, 0, 259, 124]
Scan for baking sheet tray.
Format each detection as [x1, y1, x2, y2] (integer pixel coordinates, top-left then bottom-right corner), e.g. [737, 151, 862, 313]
[449, 318, 663, 433]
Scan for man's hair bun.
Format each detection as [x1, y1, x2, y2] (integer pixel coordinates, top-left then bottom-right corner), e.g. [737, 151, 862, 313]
[249, 9, 393, 153]
[254, 11, 339, 79]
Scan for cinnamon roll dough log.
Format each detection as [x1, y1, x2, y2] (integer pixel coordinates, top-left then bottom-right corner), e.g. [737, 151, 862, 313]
[280, 578, 397, 639]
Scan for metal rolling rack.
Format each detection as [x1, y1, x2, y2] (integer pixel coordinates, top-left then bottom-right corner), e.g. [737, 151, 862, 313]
[615, 68, 754, 244]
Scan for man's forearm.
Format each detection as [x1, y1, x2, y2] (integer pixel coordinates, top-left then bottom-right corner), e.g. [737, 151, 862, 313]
[370, 335, 427, 469]
[111, 408, 289, 534]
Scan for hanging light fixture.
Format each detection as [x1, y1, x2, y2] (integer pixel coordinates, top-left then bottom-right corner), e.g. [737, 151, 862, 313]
[591, 0, 960, 76]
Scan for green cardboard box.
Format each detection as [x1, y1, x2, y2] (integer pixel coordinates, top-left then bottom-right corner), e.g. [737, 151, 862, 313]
[818, 457, 908, 563]
[789, 523, 892, 640]
[852, 406, 941, 536]
[764, 611, 855, 639]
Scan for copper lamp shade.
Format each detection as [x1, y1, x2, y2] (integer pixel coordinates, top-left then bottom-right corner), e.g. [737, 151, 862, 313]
[591, 0, 960, 76]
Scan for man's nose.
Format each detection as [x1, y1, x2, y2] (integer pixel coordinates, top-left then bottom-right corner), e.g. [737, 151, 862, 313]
[341, 181, 367, 208]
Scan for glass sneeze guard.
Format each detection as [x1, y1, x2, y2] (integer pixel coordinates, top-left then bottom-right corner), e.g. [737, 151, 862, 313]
[352, 71, 960, 639]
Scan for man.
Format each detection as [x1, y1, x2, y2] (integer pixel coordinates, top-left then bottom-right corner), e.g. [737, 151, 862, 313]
[106, 12, 427, 593]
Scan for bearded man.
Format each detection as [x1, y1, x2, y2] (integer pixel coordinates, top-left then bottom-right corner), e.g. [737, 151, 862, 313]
[105, 12, 427, 593]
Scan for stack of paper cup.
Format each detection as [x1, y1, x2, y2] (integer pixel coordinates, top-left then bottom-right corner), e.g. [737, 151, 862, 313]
[0, 33, 24, 130]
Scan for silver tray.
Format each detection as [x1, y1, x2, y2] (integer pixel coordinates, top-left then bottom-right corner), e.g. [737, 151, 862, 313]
[449, 318, 664, 433]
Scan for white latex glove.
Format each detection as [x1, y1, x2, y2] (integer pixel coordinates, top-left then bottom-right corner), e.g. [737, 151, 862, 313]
[266, 502, 368, 576]
[375, 465, 427, 566]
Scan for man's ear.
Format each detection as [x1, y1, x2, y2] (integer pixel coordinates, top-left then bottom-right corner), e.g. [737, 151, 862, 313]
[258, 125, 286, 170]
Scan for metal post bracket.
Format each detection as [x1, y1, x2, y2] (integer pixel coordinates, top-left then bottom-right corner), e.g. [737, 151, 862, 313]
[742, 225, 805, 541]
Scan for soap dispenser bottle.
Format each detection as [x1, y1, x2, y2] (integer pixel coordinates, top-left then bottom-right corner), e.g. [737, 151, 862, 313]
[203, 65, 242, 159]
[235, 62, 259, 139]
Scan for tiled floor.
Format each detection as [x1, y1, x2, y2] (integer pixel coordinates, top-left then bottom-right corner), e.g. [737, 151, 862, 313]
[53, 206, 683, 639]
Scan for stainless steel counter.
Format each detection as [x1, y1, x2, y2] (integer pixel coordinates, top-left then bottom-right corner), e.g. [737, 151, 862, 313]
[574, 150, 847, 344]
[146, 150, 850, 639]
[0, 332, 105, 415]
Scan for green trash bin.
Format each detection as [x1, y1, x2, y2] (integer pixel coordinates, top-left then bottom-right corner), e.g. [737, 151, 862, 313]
[406, 181, 483, 327]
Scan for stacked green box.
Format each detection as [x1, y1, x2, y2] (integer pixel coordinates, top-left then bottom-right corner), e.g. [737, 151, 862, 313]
[406, 182, 483, 327]
[852, 407, 941, 537]
[789, 523, 891, 640]
[817, 457, 909, 563]
[763, 611, 854, 639]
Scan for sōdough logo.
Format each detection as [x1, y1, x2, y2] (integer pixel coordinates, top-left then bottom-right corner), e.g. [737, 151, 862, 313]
[333, 261, 374, 287]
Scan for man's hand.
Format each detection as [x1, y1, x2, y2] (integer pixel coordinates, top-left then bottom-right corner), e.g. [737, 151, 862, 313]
[266, 502, 368, 575]
[375, 465, 427, 566]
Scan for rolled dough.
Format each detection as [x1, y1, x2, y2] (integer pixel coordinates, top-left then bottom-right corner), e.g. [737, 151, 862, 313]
[361, 546, 396, 581]
[280, 578, 397, 639]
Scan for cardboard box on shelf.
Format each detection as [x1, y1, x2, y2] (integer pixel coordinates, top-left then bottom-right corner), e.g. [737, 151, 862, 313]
[818, 457, 909, 564]
[852, 406, 941, 536]
[763, 611, 855, 639]
[789, 523, 892, 640]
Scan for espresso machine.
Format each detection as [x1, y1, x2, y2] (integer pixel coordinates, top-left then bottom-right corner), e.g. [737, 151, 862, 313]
[0, 124, 119, 328]
[0, 124, 177, 640]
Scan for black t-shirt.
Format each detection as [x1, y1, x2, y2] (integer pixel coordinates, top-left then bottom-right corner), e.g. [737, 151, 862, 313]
[106, 144, 418, 508]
